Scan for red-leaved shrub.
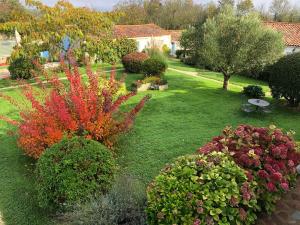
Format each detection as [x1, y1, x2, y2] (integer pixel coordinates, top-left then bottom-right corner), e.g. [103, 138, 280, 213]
[0, 59, 150, 159]
[122, 52, 149, 73]
[198, 124, 300, 213]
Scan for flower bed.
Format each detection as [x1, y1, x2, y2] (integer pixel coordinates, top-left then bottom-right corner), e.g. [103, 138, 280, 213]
[198, 124, 300, 213]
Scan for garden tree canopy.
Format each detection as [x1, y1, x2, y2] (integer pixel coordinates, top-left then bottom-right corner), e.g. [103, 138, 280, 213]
[114, 0, 203, 29]
[0, 0, 31, 24]
[269, 0, 291, 21]
[0, 0, 120, 56]
[200, 6, 284, 90]
[114, 0, 147, 25]
[237, 0, 254, 15]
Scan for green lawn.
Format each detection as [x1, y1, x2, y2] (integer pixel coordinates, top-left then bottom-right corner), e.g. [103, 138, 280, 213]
[0, 60, 299, 224]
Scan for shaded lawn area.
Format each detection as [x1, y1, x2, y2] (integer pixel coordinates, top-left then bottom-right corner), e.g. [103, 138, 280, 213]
[0, 60, 299, 224]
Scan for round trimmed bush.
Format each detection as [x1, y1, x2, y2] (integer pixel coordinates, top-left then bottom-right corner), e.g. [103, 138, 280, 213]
[142, 58, 167, 77]
[269, 52, 300, 107]
[122, 52, 149, 73]
[242, 85, 265, 98]
[146, 152, 259, 225]
[36, 136, 116, 209]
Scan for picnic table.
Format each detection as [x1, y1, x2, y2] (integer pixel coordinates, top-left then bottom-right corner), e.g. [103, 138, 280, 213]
[242, 99, 271, 113]
[248, 99, 270, 108]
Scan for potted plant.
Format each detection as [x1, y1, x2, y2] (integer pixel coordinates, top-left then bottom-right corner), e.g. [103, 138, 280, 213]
[158, 78, 168, 91]
[131, 80, 151, 92]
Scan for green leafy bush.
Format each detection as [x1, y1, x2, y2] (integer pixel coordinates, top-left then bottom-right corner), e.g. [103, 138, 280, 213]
[122, 52, 149, 73]
[9, 55, 36, 79]
[269, 52, 300, 107]
[36, 136, 116, 209]
[175, 49, 185, 59]
[66, 175, 146, 225]
[115, 38, 137, 58]
[142, 58, 167, 77]
[147, 152, 259, 225]
[9, 44, 46, 79]
[142, 76, 161, 85]
[242, 85, 265, 98]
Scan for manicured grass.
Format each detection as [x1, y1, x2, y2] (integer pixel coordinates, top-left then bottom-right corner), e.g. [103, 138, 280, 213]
[0, 63, 122, 89]
[0, 60, 299, 224]
[116, 62, 300, 185]
[168, 58, 270, 92]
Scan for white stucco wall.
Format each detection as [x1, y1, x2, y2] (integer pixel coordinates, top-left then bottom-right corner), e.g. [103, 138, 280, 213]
[284, 46, 300, 55]
[131, 35, 172, 52]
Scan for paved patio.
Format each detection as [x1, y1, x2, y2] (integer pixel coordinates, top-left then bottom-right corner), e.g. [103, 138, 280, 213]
[257, 178, 300, 225]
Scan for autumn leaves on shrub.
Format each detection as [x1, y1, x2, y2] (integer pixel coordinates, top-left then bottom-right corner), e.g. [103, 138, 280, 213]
[0, 60, 150, 159]
[198, 124, 300, 213]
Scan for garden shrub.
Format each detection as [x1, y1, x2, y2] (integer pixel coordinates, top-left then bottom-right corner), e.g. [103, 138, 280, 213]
[147, 152, 259, 225]
[269, 52, 300, 107]
[67, 175, 146, 225]
[175, 49, 185, 58]
[122, 52, 149, 73]
[242, 85, 265, 98]
[162, 44, 170, 55]
[198, 125, 300, 213]
[142, 58, 167, 77]
[8, 43, 46, 79]
[115, 38, 137, 58]
[144, 47, 167, 64]
[9, 55, 36, 79]
[36, 136, 116, 209]
[142, 76, 161, 85]
[0, 60, 150, 159]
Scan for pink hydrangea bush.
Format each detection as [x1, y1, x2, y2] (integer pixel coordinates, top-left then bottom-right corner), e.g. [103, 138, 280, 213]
[198, 124, 300, 213]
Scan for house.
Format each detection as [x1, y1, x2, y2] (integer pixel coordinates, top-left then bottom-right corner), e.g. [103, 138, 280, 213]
[264, 21, 300, 55]
[114, 24, 173, 52]
[168, 30, 183, 56]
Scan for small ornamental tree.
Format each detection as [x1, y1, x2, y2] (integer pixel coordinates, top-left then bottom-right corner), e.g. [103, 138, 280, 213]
[200, 6, 284, 90]
[0, 57, 150, 159]
[269, 52, 300, 107]
[198, 124, 300, 213]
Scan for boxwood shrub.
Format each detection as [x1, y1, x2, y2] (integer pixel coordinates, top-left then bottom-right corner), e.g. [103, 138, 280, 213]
[242, 85, 265, 98]
[146, 152, 259, 225]
[269, 52, 300, 107]
[36, 136, 116, 210]
[122, 52, 149, 73]
[198, 125, 300, 213]
[142, 58, 167, 77]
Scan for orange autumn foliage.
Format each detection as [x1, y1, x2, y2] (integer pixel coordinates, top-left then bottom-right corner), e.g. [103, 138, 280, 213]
[0, 59, 150, 159]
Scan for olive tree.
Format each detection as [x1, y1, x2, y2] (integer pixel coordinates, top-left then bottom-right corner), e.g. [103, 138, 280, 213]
[200, 6, 284, 90]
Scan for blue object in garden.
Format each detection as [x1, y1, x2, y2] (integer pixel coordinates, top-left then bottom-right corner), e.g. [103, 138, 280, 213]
[62, 36, 71, 52]
[40, 51, 49, 59]
[171, 42, 176, 56]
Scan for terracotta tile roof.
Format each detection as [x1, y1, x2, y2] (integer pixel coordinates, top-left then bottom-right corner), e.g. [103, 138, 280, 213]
[168, 30, 183, 42]
[114, 24, 170, 38]
[264, 21, 300, 47]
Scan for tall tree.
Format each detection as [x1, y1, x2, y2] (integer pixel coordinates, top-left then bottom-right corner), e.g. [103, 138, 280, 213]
[237, 0, 254, 15]
[114, 0, 147, 24]
[0, 0, 30, 23]
[218, 0, 235, 8]
[269, 0, 291, 21]
[144, 0, 162, 24]
[0, 0, 119, 55]
[200, 6, 284, 90]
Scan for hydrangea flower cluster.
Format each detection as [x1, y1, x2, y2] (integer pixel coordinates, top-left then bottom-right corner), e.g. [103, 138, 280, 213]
[198, 124, 300, 213]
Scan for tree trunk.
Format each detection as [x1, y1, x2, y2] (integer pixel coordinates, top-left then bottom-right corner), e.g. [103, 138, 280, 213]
[223, 73, 230, 90]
